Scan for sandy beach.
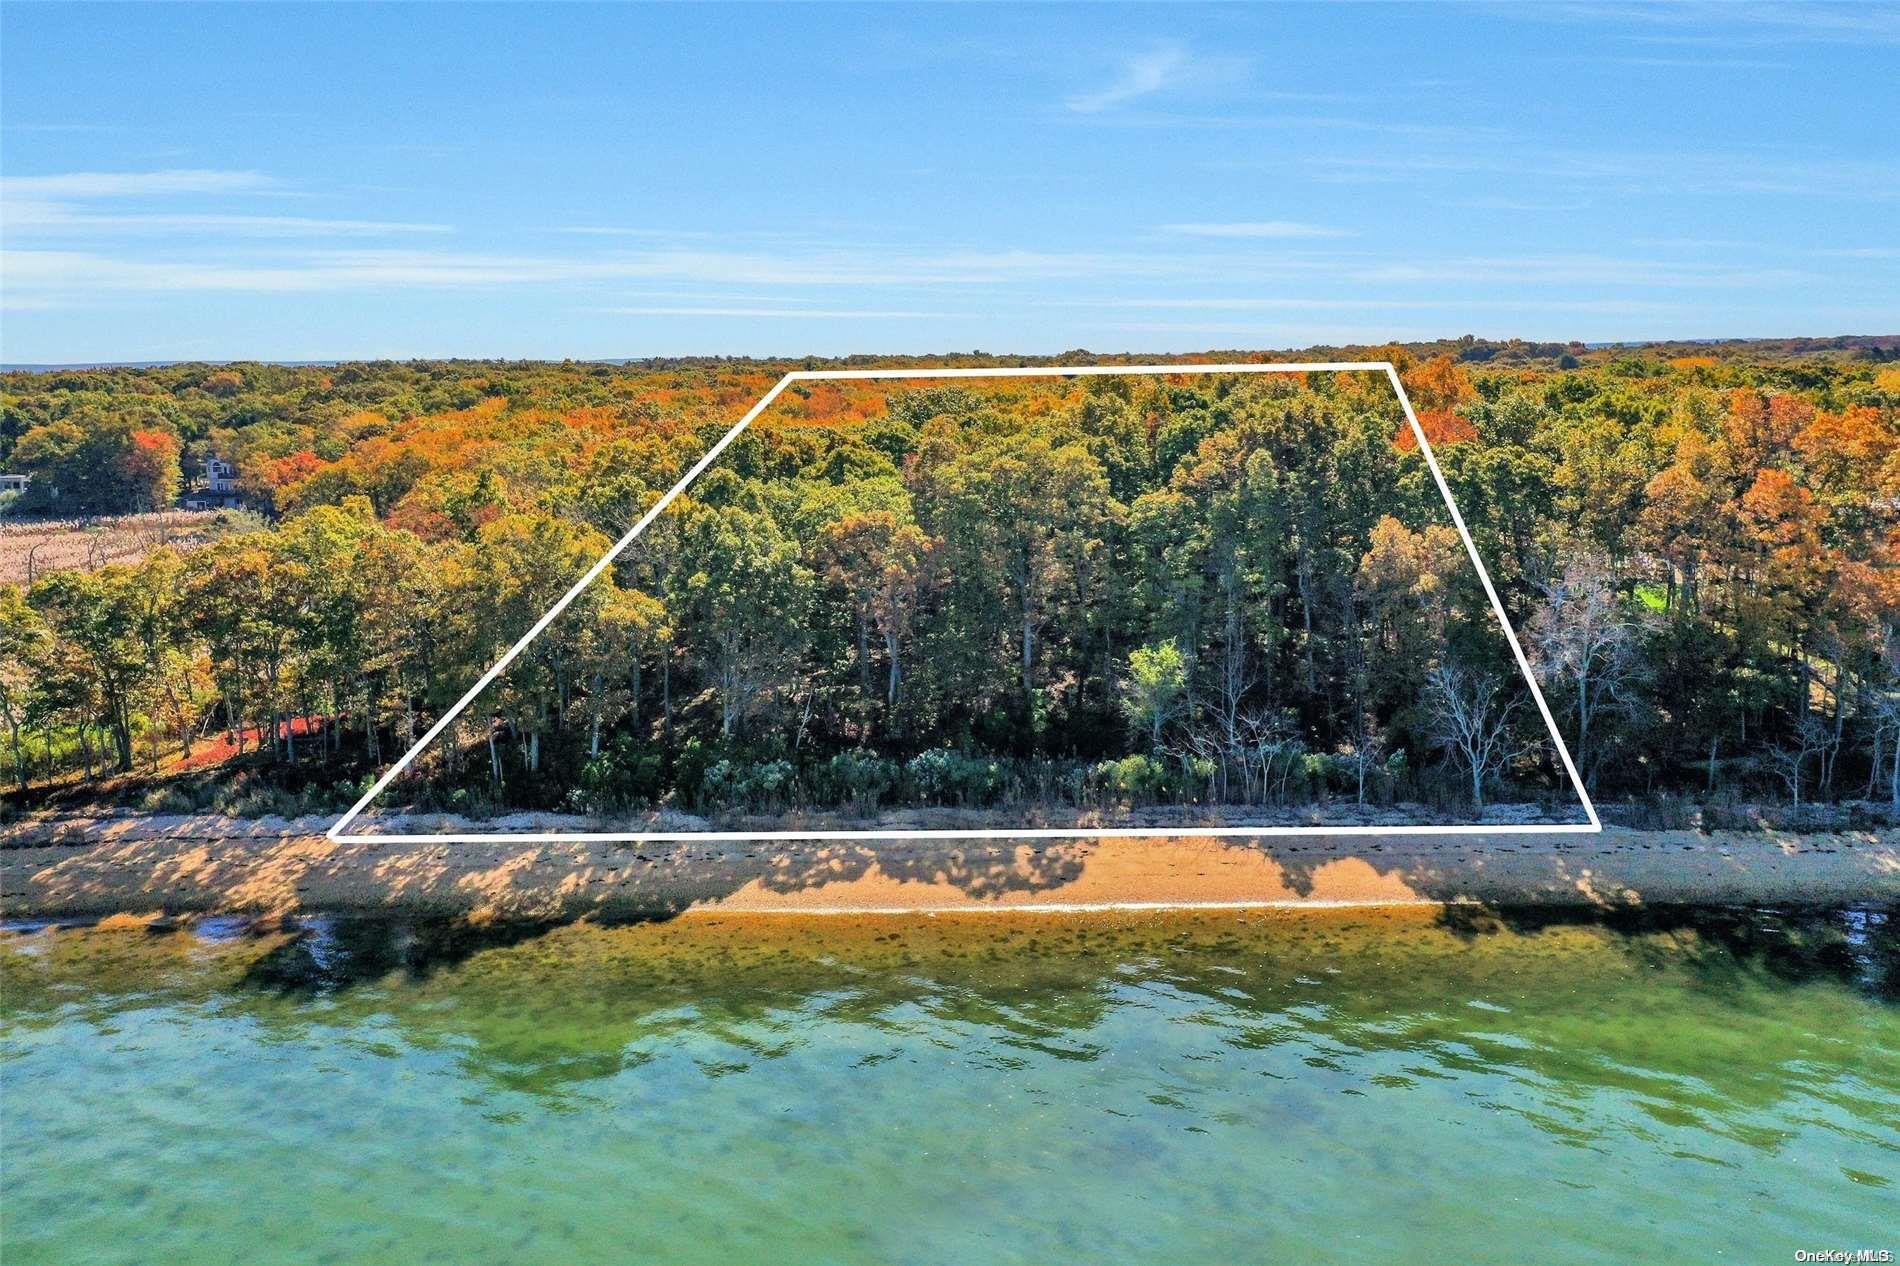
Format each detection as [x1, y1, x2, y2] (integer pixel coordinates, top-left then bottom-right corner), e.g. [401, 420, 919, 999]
[3, 811, 1895, 920]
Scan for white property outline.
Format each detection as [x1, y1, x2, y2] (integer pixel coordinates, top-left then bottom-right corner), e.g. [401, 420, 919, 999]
[329, 362, 1601, 843]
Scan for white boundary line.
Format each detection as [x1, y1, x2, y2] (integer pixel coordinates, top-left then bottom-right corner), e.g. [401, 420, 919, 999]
[684, 897, 1475, 917]
[329, 361, 1601, 843]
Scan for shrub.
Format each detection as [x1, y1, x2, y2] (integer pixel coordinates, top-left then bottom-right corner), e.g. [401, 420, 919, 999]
[139, 785, 199, 814]
[1383, 749, 1410, 800]
[1298, 752, 1331, 801]
[445, 786, 499, 820]
[1180, 755, 1217, 800]
[673, 737, 715, 809]
[699, 757, 795, 811]
[698, 759, 738, 808]
[1092, 753, 1168, 801]
[750, 759, 794, 799]
[1026, 758, 1091, 808]
[573, 739, 665, 813]
[905, 749, 1005, 806]
[1619, 792, 1697, 831]
[818, 750, 900, 808]
[215, 783, 309, 819]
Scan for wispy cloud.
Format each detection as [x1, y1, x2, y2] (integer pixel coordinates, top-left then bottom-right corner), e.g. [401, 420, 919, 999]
[0, 246, 1201, 297]
[5, 205, 451, 237]
[6, 239, 1843, 311]
[1298, 149, 1900, 200]
[1608, 55, 1792, 70]
[1454, 195, 1588, 213]
[0, 169, 451, 243]
[1501, 2, 1900, 47]
[1162, 221, 1352, 240]
[0, 237, 1381, 314]
[1807, 246, 1900, 261]
[594, 247, 1220, 288]
[1348, 253, 1814, 289]
[0, 170, 275, 198]
[596, 306, 951, 319]
[1, 122, 135, 135]
[1045, 295, 1696, 315]
[558, 226, 723, 238]
[1071, 42, 1200, 113]
[1, 250, 587, 295]
[1085, 112, 1503, 144]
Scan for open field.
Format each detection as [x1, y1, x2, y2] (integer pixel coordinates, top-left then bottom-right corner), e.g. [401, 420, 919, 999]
[0, 509, 263, 583]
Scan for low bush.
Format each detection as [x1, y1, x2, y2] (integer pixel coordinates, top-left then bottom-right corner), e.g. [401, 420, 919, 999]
[1091, 753, 1168, 801]
[139, 785, 201, 815]
[816, 750, 901, 809]
[572, 739, 665, 814]
[905, 749, 1006, 806]
[698, 757, 795, 812]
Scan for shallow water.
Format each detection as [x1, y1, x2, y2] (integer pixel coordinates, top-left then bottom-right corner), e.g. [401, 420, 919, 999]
[3, 906, 1896, 1264]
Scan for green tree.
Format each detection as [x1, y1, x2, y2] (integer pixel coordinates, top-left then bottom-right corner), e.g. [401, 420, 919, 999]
[673, 501, 813, 738]
[1121, 640, 1187, 750]
[816, 510, 933, 716]
[928, 433, 1114, 696]
[27, 567, 151, 772]
[0, 588, 51, 791]
[466, 512, 615, 773]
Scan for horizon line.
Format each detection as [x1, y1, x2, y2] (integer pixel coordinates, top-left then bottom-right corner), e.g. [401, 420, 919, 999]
[7, 331, 1900, 374]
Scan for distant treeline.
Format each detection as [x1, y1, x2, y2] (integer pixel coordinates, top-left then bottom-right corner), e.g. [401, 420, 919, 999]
[0, 347, 1895, 820]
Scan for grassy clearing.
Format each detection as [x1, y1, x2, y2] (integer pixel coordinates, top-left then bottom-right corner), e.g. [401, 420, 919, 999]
[0, 509, 267, 583]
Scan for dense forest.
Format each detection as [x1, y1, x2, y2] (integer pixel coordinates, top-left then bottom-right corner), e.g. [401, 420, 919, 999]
[1, 340, 1896, 825]
[379, 368, 1578, 826]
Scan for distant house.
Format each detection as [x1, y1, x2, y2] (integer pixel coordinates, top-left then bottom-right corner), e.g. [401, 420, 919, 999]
[181, 456, 245, 511]
[0, 473, 30, 495]
[203, 457, 238, 492]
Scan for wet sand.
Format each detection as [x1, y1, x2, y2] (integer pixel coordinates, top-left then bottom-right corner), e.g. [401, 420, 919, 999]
[2, 812, 1895, 919]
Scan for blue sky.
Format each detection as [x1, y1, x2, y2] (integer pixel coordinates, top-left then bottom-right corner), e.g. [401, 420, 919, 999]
[2, 2, 1895, 363]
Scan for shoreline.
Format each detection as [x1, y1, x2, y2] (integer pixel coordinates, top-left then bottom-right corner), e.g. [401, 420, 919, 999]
[341, 800, 1592, 838]
[3, 812, 1895, 920]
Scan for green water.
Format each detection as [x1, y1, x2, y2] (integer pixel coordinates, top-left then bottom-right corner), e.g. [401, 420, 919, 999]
[3, 907, 1895, 1265]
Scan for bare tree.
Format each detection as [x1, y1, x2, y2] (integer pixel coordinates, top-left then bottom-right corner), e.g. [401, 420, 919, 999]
[1426, 663, 1522, 812]
[1342, 708, 1386, 806]
[1868, 629, 1900, 813]
[1165, 727, 1224, 805]
[1527, 553, 1645, 787]
[1232, 707, 1306, 805]
[1766, 714, 1829, 809]
[1867, 686, 1900, 814]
